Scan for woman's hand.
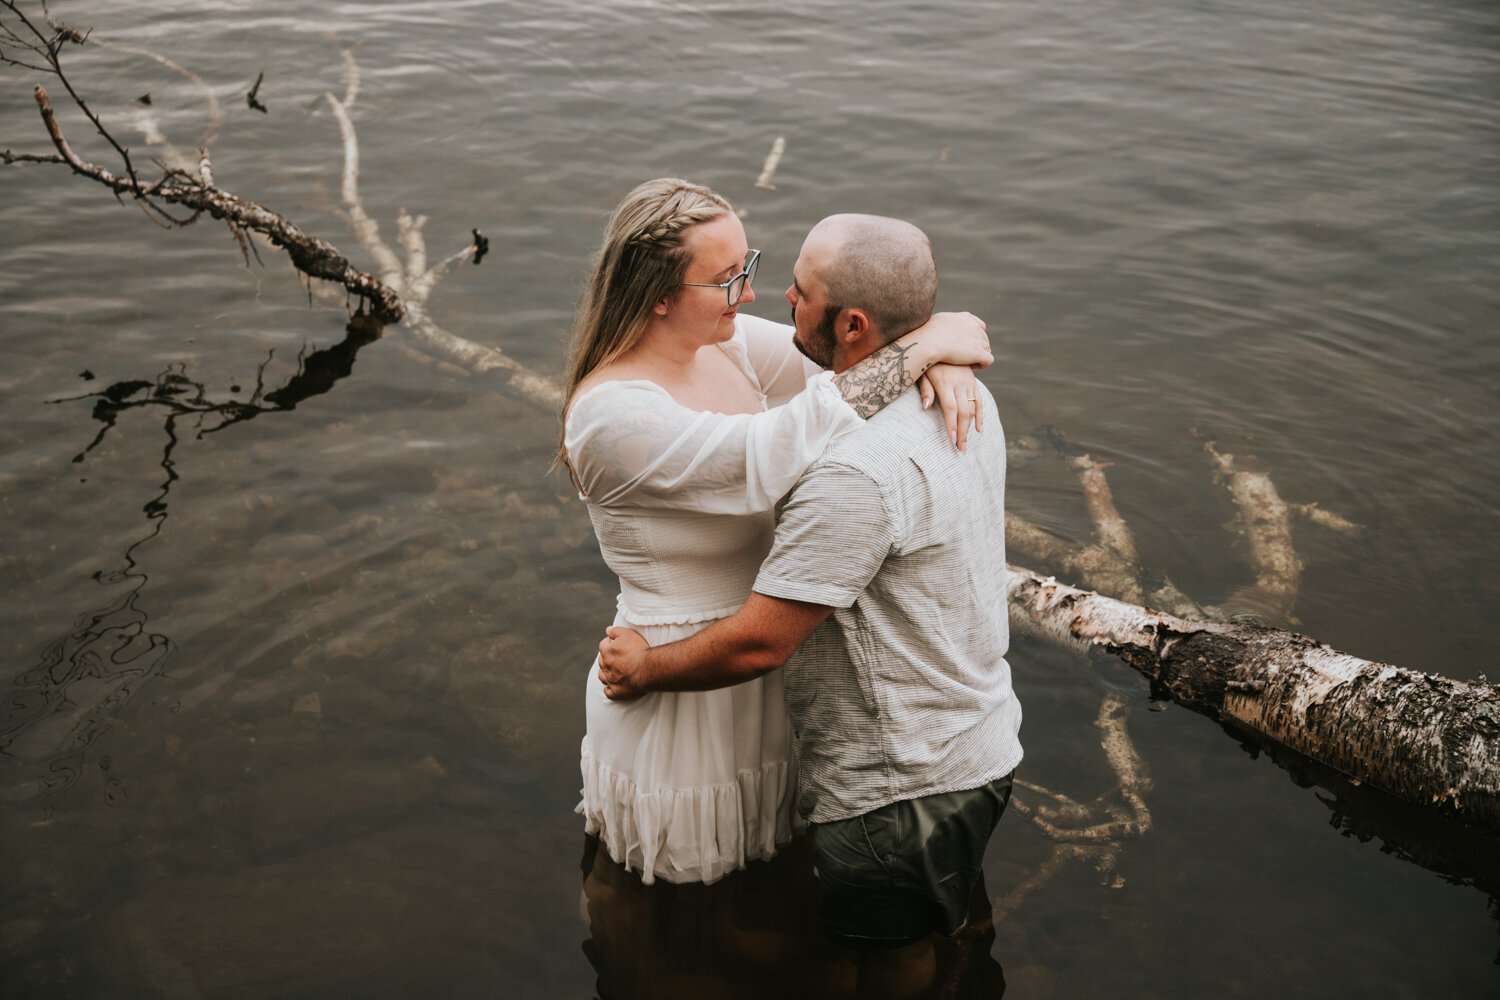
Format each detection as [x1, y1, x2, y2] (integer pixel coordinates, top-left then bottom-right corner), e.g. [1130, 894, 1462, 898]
[834, 310, 992, 421]
[913, 311, 992, 369]
[919, 364, 985, 452]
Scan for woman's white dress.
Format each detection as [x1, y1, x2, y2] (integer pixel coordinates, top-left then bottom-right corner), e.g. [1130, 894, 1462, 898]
[566, 315, 861, 885]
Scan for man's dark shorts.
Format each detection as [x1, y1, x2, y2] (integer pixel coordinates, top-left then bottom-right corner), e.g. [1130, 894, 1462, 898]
[810, 771, 1015, 950]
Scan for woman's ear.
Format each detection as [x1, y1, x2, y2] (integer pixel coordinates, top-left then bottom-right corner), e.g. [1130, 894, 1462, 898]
[653, 296, 671, 317]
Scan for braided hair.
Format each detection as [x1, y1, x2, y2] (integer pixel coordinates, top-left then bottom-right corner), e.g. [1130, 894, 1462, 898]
[558, 178, 734, 481]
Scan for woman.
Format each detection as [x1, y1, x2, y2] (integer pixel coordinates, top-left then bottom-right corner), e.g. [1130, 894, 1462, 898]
[562, 178, 989, 885]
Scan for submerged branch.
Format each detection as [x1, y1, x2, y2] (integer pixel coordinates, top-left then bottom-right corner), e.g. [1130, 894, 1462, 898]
[324, 62, 403, 287]
[1202, 436, 1302, 622]
[88, 33, 223, 148]
[401, 302, 564, 410]
[321, 47, 561, 409]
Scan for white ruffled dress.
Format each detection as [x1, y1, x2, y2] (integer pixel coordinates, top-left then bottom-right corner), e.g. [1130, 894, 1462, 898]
[566, 315, 861, 884]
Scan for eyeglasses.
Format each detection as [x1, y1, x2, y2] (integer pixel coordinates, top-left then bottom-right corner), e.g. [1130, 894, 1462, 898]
[681, 249, 760, 306]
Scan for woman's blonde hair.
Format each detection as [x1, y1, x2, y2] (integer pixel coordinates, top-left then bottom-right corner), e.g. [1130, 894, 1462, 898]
[557, 178, 733, 482]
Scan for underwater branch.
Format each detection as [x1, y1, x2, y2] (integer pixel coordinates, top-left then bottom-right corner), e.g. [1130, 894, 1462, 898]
[1003, 430, 1499, 833]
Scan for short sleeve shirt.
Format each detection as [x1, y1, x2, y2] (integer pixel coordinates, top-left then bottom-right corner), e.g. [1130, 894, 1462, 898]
[753, 387, 1023, 823]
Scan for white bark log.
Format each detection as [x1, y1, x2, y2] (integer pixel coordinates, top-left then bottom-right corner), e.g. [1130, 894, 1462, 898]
[1006, 565, 1500, 833]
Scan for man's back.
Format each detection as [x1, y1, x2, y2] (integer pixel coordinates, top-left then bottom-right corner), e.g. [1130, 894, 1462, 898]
[753, 385, 1022, 823]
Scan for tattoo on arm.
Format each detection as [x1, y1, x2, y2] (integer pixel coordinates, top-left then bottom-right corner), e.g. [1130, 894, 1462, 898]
[832, 339, 926, 418]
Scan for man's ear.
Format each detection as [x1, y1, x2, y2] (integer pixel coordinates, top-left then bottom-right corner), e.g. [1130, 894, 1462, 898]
[839, 308, 872, 344]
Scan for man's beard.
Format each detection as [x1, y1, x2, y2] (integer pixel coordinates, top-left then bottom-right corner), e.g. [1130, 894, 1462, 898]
[791, 304, 839, 369]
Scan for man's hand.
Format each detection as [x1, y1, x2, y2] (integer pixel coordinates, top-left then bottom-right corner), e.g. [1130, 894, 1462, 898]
[598, 626, 651, 701]
[592, 594, 832, 698]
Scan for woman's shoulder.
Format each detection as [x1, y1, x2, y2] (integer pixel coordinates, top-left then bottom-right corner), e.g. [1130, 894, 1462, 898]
[565, 371, 678, 445]
[572, 368, 662, 403]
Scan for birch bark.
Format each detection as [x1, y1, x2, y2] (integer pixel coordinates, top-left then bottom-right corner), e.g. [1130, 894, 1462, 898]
[1007, 565, 1500, 832]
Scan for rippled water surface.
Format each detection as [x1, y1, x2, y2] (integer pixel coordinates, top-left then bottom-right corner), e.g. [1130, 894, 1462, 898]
[2, 0, 1498, 996]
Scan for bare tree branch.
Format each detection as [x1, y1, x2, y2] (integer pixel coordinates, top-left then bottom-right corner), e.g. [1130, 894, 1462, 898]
[2, 148, 64, 163]
[14, 77, 404, 321]
[2, 2, 406, 321]
[2, 0, 145, 190]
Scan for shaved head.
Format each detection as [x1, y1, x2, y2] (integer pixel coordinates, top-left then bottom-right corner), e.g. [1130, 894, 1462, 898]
[803, 214, 938, 344]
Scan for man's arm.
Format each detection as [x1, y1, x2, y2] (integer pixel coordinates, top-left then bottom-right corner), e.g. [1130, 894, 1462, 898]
[597, 592, 833, 700]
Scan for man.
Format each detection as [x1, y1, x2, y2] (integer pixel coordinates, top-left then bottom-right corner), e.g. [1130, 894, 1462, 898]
[598, 214, 1020, 997]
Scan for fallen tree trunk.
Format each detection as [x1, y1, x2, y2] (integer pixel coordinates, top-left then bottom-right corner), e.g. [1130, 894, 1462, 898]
[1006, 565, 1500, 833]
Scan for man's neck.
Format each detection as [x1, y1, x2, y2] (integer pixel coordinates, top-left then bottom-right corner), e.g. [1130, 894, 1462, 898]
[830, 339, 883, 374]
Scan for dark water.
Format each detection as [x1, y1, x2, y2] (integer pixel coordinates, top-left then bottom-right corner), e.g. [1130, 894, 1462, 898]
[2, 0, 1498, 996]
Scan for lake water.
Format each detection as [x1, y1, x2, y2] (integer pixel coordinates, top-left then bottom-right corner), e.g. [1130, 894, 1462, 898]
[2, 0, 1498, 996]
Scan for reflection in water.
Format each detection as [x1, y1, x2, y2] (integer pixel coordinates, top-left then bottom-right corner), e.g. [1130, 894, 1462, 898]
[581, 835, 1007, 1000]
[1249, 732, 1500, 958]
[0, 420, 177, 805]
[0, 316, 382, 805]
[64, 312, 385, 457]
